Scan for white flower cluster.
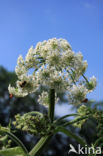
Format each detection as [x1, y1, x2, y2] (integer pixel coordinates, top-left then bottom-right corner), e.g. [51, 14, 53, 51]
[38, 91, 59, 107]
[8, 38, 97, 105]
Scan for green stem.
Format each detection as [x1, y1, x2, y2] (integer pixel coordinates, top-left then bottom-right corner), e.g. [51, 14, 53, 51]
[29, 89, 55, 156]
[62, 116, 88, 127]
[55, 126, 86, 146]
[6, 131, 29, 155]
[54, 113, 79, 124]
[24, 111, 43, 117]
[48, 89, 55, 122]
[29, 136, 52, 156]
[67, 69, 76, 85]
[82, 74, 89, 84]
[94, 137, 103, 147]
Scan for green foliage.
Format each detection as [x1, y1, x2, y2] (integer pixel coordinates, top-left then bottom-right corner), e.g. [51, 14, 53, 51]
[75, 105, 103, 155]
[0, 66, 73, 155]
[73, 105, 91, 128]
[0, 147, 26, 156]
[1, 66, 103, 156]
[13, 112, 55, 137]
[92, 110, 103, 149]
[0, 135, 12, 150]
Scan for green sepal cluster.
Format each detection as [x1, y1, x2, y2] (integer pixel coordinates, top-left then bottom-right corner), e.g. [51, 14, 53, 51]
[92, 110, 103, 148]
[13, 112, 55, 137]
[0, 134, 12, 150]
[73, 105, 91, 128]
[0, 126, 12, 150]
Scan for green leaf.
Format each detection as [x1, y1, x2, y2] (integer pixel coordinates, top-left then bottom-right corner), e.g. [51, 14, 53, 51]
[54, 113, 78, 124]
[0, 147, 27, 156]
[55, 126, 86, 146]
[0, 126, 28, 155]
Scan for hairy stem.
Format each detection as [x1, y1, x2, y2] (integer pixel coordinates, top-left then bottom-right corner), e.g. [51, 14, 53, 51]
[29, 136, 51, 156]
[62, 116, 88, 127]
[48, 89, 55, 122]
[29, 89, 55, 156]
[54, 113, 79, 124]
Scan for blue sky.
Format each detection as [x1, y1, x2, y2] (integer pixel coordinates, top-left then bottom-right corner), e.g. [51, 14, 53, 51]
[0, 0, 103, 101]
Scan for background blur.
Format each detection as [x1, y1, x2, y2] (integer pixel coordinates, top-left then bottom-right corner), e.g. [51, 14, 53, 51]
[0, 0, 103, 156]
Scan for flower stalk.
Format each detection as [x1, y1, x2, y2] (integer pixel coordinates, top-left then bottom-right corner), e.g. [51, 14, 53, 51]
[63, 116, 89, 127]
[29, 89, 55, 156]
[29, 136, 51, 156]
[48, 89, 55, 122]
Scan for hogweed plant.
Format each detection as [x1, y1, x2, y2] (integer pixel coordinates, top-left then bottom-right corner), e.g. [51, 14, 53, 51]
[0, 38, 99, 156]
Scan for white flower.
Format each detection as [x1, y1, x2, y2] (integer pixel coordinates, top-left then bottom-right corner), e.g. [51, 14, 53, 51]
[87, 76, 97, 92]
[38, 91, 49, 106]
[25, 46, 38, 68]
[38, 91, 59, 107]
[46, 50, 61, 67]
[68, 84, 88, 105]
[15, 55, 27, 78]
[8, 38, 96, 106]
[36, 65, 50, 85]
[8, 84, 16, 94]
[17, 55, 24, 66]
[48, 70, 68, 91]
[36, 65, 68, 92]
[15, 66, 27, 78]
[59, 38, 72, 50]
[75, 52, 83, 61]
[90, 76, 97, 86]
[8, 84, 28, 97]
[62, 50, 74, 67]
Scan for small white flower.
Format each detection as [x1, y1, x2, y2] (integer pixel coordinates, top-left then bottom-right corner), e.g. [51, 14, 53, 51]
[17, 55, 25, 66]
[87, 76, 97, 92]
[38, 91, 49, 106]
[15, 66, 27, 78]
[68, 84, 88, 105]
[46, 50, 61, 66]
[8, 38, 96, 106]
[38, 91, 59, 107]
[25, 46, 38, 69]
[59, 38, 72, 50]
[8, 84, 28, 97]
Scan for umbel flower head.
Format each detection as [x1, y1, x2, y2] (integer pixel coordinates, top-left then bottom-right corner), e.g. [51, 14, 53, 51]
[13, 113, 55, 137]
[8, 38, 97, 105]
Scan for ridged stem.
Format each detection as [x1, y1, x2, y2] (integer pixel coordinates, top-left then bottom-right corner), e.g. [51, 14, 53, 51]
[29, 136, 51, 156]
[63, 116, 88, 127]
[29, 89, 55, 156]
[48, 89, 55, 122]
